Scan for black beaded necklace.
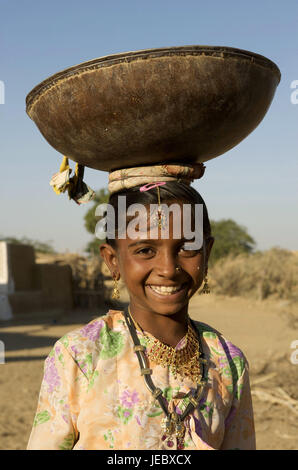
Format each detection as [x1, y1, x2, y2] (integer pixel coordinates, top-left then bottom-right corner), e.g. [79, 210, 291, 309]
[123, 308, 208, 448]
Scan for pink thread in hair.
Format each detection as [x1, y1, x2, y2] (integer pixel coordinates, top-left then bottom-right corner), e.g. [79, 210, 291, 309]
[139, 182, 166, 192]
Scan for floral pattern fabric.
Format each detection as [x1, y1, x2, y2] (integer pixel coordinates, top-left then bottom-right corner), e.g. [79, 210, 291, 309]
[27, 310, 256, 450]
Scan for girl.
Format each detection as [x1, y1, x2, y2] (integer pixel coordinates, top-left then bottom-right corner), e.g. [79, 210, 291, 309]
[27, 163, 256, 450]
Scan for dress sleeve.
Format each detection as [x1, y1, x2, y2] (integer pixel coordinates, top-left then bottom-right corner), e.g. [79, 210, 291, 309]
[27, 339, 86, 450]
[220, 362, 256, 450]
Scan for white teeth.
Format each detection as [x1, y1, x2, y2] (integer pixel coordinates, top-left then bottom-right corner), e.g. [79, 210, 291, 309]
[149, 285, 182, 295]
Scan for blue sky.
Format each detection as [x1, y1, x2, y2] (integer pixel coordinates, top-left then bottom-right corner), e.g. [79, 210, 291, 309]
[0, 0, 297, 253]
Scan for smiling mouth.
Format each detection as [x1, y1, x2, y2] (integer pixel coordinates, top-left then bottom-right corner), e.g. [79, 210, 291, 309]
[146, 283, 188, 296]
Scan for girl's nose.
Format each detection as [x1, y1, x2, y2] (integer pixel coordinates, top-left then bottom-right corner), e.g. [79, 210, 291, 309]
[155, 251, 178, 278]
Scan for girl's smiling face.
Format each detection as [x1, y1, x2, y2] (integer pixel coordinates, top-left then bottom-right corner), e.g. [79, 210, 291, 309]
[100, 204, 214, 319]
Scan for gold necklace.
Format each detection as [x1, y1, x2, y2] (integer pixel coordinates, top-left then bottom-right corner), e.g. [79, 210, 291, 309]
[128, 307, 204, 384]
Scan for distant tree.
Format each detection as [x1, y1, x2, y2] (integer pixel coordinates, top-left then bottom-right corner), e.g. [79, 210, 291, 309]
[0, 236, 56, 254]
[85, 238, 103, 256]
[209, 219, 256, 265]
[84, 188, 110, 255]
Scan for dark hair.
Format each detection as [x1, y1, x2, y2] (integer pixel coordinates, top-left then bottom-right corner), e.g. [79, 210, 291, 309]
[105, 181, 212, 248]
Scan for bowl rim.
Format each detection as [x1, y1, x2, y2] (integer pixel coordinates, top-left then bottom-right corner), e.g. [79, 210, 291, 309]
[26, 44, 281, 115]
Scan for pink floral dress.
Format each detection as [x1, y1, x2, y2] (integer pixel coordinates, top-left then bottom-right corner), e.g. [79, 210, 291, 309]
[27, 310, 256, 450]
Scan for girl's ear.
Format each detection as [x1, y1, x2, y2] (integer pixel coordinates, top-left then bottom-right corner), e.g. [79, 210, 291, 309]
[99, 243, 120, 279]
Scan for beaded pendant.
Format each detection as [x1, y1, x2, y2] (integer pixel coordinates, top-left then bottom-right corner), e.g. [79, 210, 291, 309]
[161, 412, 186, 444]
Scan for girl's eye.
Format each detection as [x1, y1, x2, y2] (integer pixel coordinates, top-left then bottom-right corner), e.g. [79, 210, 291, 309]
[135, 247, 155, 256]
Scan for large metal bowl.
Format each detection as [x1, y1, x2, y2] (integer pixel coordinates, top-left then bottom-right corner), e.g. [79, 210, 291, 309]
[26, 45, 281, 171]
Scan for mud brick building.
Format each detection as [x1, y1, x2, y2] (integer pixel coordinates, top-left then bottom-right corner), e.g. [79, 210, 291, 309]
[0, 242, 73, 320]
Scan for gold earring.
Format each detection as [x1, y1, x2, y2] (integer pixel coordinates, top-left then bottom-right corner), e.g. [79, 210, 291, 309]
[175, 265, 181, 272]
[112, 275, 120, 300]
[200, 275, 210, 294]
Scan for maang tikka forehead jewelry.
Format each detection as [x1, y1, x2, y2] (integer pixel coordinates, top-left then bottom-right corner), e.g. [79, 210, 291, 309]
[140, 182, 167, 229]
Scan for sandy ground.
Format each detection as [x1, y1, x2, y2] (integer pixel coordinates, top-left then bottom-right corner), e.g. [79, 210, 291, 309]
[0, 294, 297, 450]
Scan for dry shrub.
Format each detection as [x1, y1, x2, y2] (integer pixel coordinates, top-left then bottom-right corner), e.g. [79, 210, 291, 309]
[209, 248, 298, 301]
